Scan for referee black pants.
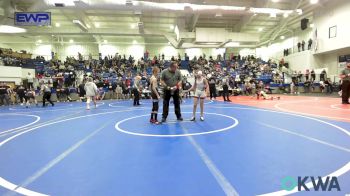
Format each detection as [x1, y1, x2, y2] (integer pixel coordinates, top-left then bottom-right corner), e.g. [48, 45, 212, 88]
[132, 88, 140, 105]
[342, 80, 350, 103]
[162, 89, 181, 119]
[222, 85, 230, 101]
[43, 92, 54, 106]
[209, 84, 216, 99]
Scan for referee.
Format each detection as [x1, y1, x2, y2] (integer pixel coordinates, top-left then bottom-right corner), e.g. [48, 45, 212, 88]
[340, 61, 350, 104]
[160, 62, 183, 122]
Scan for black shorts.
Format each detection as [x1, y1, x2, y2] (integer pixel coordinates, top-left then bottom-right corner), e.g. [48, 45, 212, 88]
[151, 92, 158, 100]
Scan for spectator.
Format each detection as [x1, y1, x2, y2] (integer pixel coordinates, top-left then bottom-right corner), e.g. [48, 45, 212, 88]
[311, 69, 316, 81]
[208, 73, 217, 100]
[324, 78, 333, 94]
[304, 79, 311, 93]
[0, 82, 10, 106]
[221, 75, 231, 102]
[132, 75, 142, 106]
[305, 69, 310, 81]
[340, 61, 350, 104]
[320, 69, 327, 82]
[302, 40, 305, 51]
[308, 38, 313, 50]
[26, 72, 34, 89]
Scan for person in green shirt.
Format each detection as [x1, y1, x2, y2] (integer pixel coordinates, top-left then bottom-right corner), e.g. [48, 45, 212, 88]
[160, 62, 183, 122]
[340, 61, 350, 104]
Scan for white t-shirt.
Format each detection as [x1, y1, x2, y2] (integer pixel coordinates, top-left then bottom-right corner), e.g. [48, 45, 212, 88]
[27, 75, 34, 83]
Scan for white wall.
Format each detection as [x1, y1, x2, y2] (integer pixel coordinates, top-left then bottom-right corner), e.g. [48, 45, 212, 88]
[313, 0, 350, 54]
[254, 0, 350, 80]
[0, 66, 36, 85]
[99, 44, 145, 59]
[22, 68, 36, 79]
[33, 45, 52, 60]
[54, 43, 99, 60]
[0, 66, 23, 84]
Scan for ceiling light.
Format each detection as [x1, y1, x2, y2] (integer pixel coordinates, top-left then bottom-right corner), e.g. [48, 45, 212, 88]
[95, 23, 100, 28]
[270, 13, 277, 18]
[296, 9, 303, 15]
[73, 19, 88, 32]
[167, 42, 171, 45]
[126, 0, 133, 6]
[310, 23, 315, 28]
[86, 24, 91, 28]
[37, 40, 42, 43]
[258, 27, 263, 32]
[0, 25, 26, 33]
[133, 40, 137, 44]
[280, 36, 285, 40]
[69, 39, 74, 43]
[310, 0, 319, 4]
[104, 40, 108, 43]
[283, 13, 289, 18]
[170, 25, 174, 30]
[215, 13, 223, 17]
[130, 24, 136, 29]
[250, 8, 294, 15]
[272, 0, 279, 2]
[134, 1, 245, 11]
[55, 23, 60, 27]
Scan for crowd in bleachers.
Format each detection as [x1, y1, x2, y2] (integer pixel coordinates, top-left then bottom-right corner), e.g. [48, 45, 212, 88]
[0, 50, 281, 105]
[1, 47, 338, 106]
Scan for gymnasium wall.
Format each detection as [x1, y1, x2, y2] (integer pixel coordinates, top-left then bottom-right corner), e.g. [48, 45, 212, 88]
[255, 0, 350, 80]
[2, 40, 253, 62]
[313, 0, 350, 54]
[0, 66, 35, 84]
[256, 29, 313, 62]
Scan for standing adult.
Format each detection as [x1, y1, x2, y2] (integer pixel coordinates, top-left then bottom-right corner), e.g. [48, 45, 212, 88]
[0, 82, 10, 106]
[221, 75, 231, 102]
[340, 61, 350, 104]
[41, 81, 54, 107]
[297, 42, 301, 52]
[26, 72, 34, 89]
[302, 40, 305, 51]
[310, 69, 316, 81]
[308, 38, 313, 50]
[78, 79, 86, 101]
[84, 77, 98, 110]
[160, 62, 183, 122]
[208, 73, 217, 100]
[16, 83, 27, 105]
[320, 69, 327, 82]
[305, 69, 310, 81]
[132, 75, 142, 106]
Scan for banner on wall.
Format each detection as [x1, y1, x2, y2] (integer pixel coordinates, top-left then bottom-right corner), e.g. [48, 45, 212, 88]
[15, 12, 51, 26]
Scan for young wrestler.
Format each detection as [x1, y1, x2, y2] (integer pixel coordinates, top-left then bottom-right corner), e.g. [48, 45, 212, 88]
[149, 67, 161, 124]
[184, 71, 209, 121]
